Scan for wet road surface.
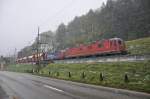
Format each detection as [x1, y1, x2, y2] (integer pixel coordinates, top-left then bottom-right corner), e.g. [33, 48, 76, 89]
[0, 71, 150, 99]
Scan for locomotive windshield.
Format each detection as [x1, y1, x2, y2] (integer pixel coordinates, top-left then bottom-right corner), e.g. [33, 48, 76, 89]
[118, 40, 122, 45]
[98, 41, 103, 48]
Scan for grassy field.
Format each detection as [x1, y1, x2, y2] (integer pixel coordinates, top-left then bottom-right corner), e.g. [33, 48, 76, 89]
[126, 37, 150, 55]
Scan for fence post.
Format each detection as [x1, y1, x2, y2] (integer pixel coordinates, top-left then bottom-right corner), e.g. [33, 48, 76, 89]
[99, 72, 104, 81]
[124, 73, 129, 83]
[68, 72, 71, 78]
[49, 71, 51, 76]
[81, 72, 86, 79]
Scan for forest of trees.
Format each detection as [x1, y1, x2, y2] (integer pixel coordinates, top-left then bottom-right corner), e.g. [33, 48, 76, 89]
[18, 0, 150, 58]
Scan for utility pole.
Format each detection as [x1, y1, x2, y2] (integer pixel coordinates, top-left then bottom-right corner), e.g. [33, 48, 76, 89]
[35, 27, 51, 72]
[14, 48, 17, 64]
[37, 27, 40, 67]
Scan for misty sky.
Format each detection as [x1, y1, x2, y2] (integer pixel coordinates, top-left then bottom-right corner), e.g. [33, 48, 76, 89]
[0, 0, 107, 56]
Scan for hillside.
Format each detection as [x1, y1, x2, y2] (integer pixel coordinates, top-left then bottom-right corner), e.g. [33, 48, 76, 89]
[18, 0, 150, 57]
[126, 37, 150, 55]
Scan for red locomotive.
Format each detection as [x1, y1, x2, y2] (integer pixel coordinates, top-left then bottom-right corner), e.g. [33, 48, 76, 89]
[64, 38, 126, 58]
[17, 38, 126, 63]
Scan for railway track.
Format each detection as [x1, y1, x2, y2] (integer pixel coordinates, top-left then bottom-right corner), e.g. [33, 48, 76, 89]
[54, 54, 150, 63]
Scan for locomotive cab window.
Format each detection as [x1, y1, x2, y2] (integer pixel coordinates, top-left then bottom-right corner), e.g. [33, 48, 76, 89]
[98, 42, 103, 48]
[114, 40, 117, 46]
[118, 40, 122, 45]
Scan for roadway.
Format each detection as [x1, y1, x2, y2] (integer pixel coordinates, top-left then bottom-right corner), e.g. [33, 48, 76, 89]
[0, 71, 150, 99]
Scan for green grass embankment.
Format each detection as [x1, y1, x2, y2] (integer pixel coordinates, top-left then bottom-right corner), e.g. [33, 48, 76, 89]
[39, 61, 150, 93]
[126, 37, 150, 55]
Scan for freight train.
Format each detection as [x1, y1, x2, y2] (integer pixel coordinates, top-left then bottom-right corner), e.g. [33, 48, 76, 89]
[17, 38, 127, 64]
